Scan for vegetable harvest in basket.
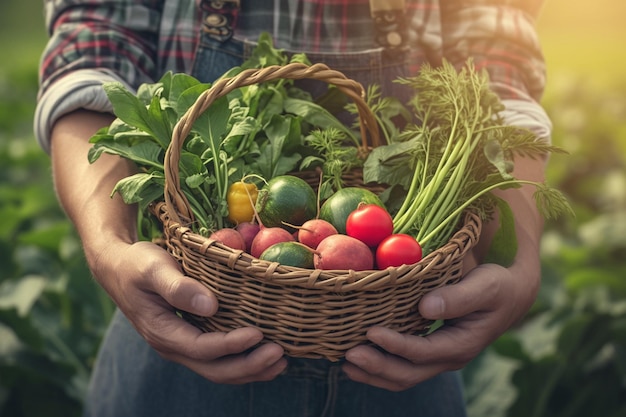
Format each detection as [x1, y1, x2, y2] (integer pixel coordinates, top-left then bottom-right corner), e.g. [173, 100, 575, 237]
[89, 33, 572, 269]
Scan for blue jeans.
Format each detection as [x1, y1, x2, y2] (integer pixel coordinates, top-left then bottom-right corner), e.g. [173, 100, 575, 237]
[84, 310, 467, 417]
[83, 31, 468, 417]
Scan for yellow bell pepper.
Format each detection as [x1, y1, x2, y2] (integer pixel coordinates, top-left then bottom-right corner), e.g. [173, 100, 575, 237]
[226, 181, 258, 224]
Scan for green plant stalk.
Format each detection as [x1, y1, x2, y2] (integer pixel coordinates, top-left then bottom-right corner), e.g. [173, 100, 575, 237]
[416, 122, 485, 242]
[393, 93, 469, 228]
[393, 135, 467, 232]
[393, 101, 459, 216]
[42, 327, 90, 381]
[416, 154, 469, 243]
[393, 152, 426, 222]
[201, 148, 229, 230]
[178, 163, 217, 229]
[417, 178, 542, 246]
[394, 73, 487, 242]
[184, 191, 211, 230]
[393, 134, 462, 225]
[528, 361, 565, 417]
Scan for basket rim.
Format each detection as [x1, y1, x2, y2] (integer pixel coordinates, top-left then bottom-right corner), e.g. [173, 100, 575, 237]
[152, 202, 482, 292]
[163, 62, 382, 227]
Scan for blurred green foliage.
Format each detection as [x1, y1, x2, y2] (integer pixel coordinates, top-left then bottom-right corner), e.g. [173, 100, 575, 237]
[463, 75, 626, 417]
[1, 0, 625, 416]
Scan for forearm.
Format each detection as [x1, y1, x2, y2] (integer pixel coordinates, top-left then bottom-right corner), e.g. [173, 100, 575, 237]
[50, 110, 139, 267]
[465, 152, 546, 321]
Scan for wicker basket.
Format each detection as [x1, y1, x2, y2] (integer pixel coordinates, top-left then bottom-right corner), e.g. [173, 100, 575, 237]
[152, 62, 482, 362]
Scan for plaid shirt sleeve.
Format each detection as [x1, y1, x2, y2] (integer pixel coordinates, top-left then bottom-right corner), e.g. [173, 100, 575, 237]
[440, 0, 546, 103]
[35, 0, 184, 152]
[439, 0, 551, 142]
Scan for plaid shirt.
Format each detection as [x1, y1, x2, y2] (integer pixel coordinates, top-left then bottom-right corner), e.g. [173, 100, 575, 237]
[35, 0, 550, 151]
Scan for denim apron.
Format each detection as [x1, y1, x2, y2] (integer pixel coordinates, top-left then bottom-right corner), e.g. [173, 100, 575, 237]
[82, 7, 467, 417]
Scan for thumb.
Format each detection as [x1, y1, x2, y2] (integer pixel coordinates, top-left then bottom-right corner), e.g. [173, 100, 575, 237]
[166, 277, 219, 317]
[418, 264, 504, 320]
[141, 243, 219, 317]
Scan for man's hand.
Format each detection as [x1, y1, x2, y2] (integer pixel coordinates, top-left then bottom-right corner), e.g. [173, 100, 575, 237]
[343, 259, 539, 391]
[50, 110, 287, 384]
[343, 155, 546, 391]
[93, 239, 287, 384]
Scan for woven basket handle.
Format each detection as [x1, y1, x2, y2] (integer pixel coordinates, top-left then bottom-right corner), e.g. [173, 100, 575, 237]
[164, 62, 381, 225]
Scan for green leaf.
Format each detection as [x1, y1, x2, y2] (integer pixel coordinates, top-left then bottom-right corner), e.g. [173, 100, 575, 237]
[148, 94, 172, 145]
[299, 155, 325, 171]
[264, 115, 291, 158]
[112, 172, 164, 205]
[491, 333, 530, 362]
[222, 116, 261, 154]
[136, 80, 164, 105]
[103, 82, 171, 148]
[180, 152, 205, 177]
[178, 86, 231, 150]
[484, 138, 514, 180]
[256, 86, 286, 124]
[462, 348, 517, 417]
[88, 139, 163, 169]
[564, 267, 626, 295]
[0, 275, 47, 317]
[185, 173, 206, 189]
[0, 309, 43, 349]
[16, 222, 71, 253]
[483, 197, 518, 266]
[240, 32, 288, 69]
[283, 97, 355, 140]
[168, 72, 203, 108]
[363, 139, 416, 187]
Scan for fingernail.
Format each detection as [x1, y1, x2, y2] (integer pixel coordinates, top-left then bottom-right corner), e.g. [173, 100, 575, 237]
[421, 295, 445, 318]
[191, 294, 214, 315]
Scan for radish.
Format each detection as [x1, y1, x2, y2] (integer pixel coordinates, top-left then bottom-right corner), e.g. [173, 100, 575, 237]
[314, 234, 374, 271]
[296, 219, 338, 249]
[209, 228, 246, 251]
[240, 177, 297, 258]
[235, 221, 261, 252]
[250, 227, 295, 258]
[291, 173, 338, 249]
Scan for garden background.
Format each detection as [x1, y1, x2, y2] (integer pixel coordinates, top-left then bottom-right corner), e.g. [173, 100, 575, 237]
[1, 1, 625, 416]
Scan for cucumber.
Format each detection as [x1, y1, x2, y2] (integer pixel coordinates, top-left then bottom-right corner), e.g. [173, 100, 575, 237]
[259, 241, 315, 268]
[319, 187, 385, 234]
[255, 175, 317, 232]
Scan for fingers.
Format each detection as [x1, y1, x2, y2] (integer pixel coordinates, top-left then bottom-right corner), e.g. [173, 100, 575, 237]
[161, 327, 288, 384]
[343, 344, 436, 391]
[343, 325, 477, 391]
[343, 265, 521, 390]
[98, 241, 287, 384]
[419, 264, 509, 321]
[121, 241, 219, 317]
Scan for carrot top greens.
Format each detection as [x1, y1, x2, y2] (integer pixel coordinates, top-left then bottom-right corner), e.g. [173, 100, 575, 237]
[363, 60, 573, 259]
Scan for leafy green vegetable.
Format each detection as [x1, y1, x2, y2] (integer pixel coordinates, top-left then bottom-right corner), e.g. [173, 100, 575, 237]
[88, 33, 362, 237]
[364, 60, 573, 256]
[301, 127, 362, 198]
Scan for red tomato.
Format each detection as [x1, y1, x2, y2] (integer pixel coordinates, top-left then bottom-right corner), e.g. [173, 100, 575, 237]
[345, 204, 393, 247]
[375, 234, 423, 269]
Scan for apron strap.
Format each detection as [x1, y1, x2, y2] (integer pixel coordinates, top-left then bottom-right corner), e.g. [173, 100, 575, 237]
[199, 0, 241, 41]
[369, 0, 408, 49]
[198, 0, 407, 48]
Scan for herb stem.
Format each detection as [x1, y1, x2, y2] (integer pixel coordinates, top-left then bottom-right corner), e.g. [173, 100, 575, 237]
[418, 178, 540, 246]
